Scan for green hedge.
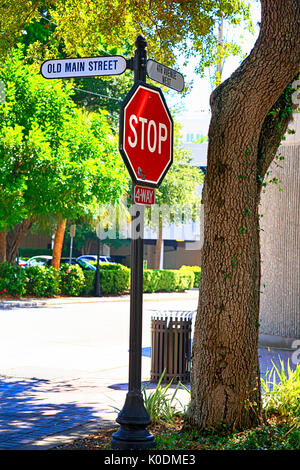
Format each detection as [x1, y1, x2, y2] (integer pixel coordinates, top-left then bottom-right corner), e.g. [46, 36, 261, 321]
[0, 262, 199, 298]
[0, 261, 84, 298]
[143, 269, 194, 293]
[0, 262, 27, 297]
[179, 265, 201, 287]
[82, 263, 130, 295]
[83, 267, 194, 295]
[25, 265, 60, 297]
[59, 264, 85, 296]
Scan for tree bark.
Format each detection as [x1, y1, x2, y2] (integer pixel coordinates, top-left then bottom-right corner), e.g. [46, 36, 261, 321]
[51, 217, 67, 270]
[187, 0, 300, 431]
[0, 230, 6, 263]
[6, 217, 35, 263]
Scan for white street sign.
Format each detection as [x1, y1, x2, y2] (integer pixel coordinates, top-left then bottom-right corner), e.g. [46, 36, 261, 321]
[146, 59, 184, 92]
[41, 56, 127, 79]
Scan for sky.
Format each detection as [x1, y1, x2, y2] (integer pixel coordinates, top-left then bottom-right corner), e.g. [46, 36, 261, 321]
[168, 1, 261, 116]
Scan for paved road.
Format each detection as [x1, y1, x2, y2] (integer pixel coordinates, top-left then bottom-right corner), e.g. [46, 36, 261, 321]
[0, 292, 297, 450]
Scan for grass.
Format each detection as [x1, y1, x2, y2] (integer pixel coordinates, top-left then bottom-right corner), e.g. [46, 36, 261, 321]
[154, 415, 299, 450]
[142, 370, 190, 425]
[53, 414, 299, 451]
[261, 358, 300, 418]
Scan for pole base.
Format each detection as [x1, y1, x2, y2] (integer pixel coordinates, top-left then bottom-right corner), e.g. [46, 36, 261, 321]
[110, 391, 155, 450]
[111, 425, 155, 450]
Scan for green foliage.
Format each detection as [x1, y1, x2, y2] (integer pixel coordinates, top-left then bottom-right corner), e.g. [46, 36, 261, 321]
[154, 359, 300, 450]
[143, 269, 161, 293]
[100, 264, 130, 294]
[0, 47, 129, 234]
[0, 261, 84, 297]
[0, 1, 252, 77]
[81, 271, 95, 296]
[0, 262, 196, 298]
[83, 266, 194, 295]
[25, 265, 60, 297]
[19, 247, 52, 258]
[0, 261, 26, 297]
[81, 263, 130, 295]
[261, 359, 300, 418]
[142, 370, 190, 425]
[59, 263, 85, 296]
[143, 269, 194, 293]
[179, 265, 201, 287]
[155, 419, 300, 450]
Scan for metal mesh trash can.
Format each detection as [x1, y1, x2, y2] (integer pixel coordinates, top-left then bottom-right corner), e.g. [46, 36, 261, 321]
[150, 311, 195, 384]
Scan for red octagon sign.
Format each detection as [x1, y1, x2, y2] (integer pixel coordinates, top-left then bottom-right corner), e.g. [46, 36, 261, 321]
[119, 82, 173, 188]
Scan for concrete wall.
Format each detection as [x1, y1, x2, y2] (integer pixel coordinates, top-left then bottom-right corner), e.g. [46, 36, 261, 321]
[259, 113, 300, 346]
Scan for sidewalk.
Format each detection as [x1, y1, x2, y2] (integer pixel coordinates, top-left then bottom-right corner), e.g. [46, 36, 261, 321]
[0, 291, 197, 450]
[0, 291, 297, 450]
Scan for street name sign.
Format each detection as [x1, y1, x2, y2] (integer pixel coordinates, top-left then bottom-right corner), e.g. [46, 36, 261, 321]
[134, 185, 155, 205]
[41, 56, 127, 79]
[119, 81, 173, 188]
[146, 59, 184, 92]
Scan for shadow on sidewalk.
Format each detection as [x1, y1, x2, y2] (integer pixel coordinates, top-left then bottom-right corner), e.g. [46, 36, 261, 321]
[0, 376, 114, 450]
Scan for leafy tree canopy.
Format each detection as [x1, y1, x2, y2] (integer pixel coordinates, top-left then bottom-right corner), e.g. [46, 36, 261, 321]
[0, 1, 252, 73]
[0, 47, 129, 230]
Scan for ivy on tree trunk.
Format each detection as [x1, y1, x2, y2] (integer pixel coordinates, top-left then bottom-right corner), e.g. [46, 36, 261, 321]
[187, 0, 300, 431]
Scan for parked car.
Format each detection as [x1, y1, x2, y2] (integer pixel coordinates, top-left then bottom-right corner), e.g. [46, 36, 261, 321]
[48, 257, 96, 271]
[25, 256, 52, 268]
[25, 256, 96, 271]
[60, 257, 96, 271]
[76, 255, 114, 264]
[15, 257, 27, 267]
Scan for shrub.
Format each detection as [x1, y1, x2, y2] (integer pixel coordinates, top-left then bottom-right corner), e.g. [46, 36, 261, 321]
[180, 265, 201, 287]
[25, 265, 60, 297]
[143, 269, 194, 293]
[142, 370, 190, 424]
[176, 270, 194, 290]
[90, 261, 127, 271]
[81, 264, 130, 295]
[261, 358, 300, 418]
[0, 261, 27, 297]
[0, 262, 195, 298]
[143, 269, 161, 293]
[81, 271, 95, 295]
[59, 263, 85, 296]
[112, 265, 130, 293]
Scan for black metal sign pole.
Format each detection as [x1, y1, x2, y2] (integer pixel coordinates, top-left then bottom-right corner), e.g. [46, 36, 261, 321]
[111, 35, 155, 450]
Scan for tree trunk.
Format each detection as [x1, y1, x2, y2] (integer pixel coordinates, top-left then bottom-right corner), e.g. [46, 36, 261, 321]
[187, 0, 300, 431]
[6, 217, 34, 263]
[51, 217, 67, 270]
[154, 216, 163, 269]
[0, 230, 6, 263]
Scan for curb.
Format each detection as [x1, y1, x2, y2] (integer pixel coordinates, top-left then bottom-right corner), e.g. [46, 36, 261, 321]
[0, 290, 199, 309]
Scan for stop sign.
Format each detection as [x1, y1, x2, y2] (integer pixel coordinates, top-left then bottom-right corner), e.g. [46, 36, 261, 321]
[119, 82, 173, 188]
